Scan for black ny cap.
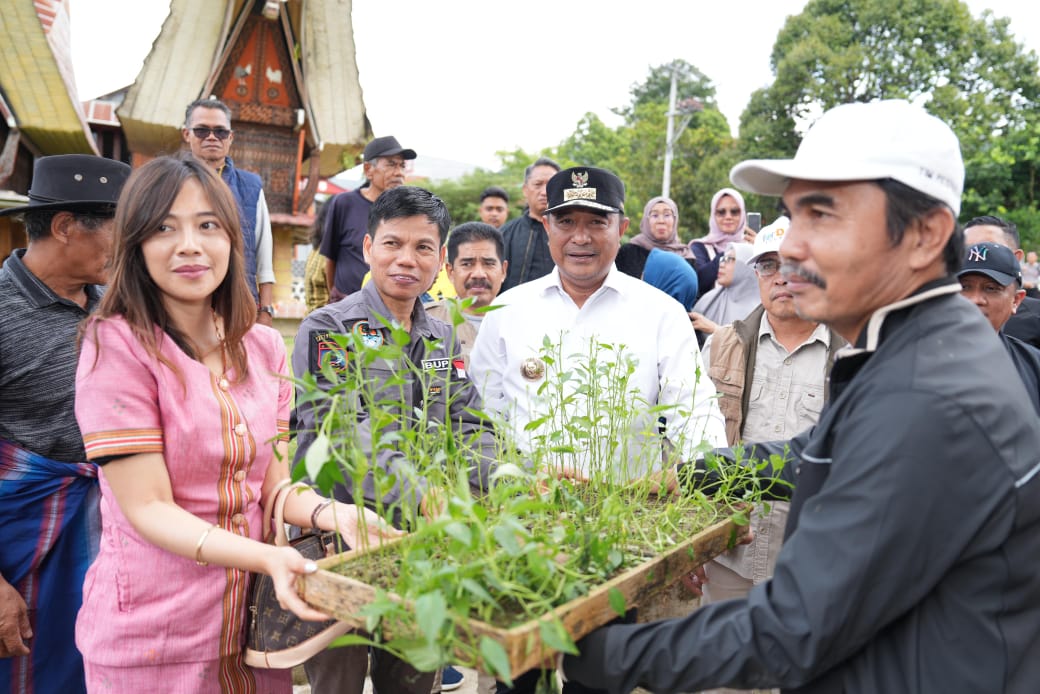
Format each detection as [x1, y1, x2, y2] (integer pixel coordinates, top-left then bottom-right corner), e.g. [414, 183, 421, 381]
[545, 166, 625, 215]
[958, 242, 1022, 286]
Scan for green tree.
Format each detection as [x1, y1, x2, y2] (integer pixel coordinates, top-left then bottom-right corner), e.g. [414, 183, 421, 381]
[422, 168, 521, 230]
[740, 0, 1040, 225]
[552, 61, 736, 243]
[615, 61, 718, 121]
[556, 113, 630, 173]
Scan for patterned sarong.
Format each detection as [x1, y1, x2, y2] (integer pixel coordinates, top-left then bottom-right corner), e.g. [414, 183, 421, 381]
[0, 439, 99, 694]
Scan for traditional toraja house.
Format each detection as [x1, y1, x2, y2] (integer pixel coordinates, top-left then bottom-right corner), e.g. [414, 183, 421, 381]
[0, 0, 99, 257]
[119, 0, 371, 317]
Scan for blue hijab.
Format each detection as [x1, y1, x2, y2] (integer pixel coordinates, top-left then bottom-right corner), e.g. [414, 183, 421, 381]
[643, 248, 700, 311]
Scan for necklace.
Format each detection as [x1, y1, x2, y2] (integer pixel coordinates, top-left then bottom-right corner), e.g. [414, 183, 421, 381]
[211, 309, 230, 390]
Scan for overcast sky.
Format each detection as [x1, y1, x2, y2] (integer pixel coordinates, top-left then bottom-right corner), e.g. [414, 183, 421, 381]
[70, 0, 1040, 170]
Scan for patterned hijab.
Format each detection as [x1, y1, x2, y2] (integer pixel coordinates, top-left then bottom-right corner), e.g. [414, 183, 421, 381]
[693, 188, 747, 255]
[629, 196, 694, 259]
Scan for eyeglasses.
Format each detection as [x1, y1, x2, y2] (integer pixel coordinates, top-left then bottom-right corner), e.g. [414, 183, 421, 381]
[754, 259, 781, 277]
[649, 212, 675, 220]
[191, 126, 232, 140]
[715, 207, 742, 217]
[719, 255, 737, 265]
[378, 158, 410, 171]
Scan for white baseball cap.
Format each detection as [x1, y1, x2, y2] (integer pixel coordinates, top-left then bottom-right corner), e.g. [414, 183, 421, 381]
[748, 215, 790, 264]
[730, 100, 964, 214]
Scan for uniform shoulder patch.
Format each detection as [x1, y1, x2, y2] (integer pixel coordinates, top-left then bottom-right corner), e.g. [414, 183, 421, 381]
[351, 320, 384, 348]
[309, 330, 348, 374]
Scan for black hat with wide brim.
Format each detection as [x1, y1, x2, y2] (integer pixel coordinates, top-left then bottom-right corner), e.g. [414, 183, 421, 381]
[0, 154, 132, 217]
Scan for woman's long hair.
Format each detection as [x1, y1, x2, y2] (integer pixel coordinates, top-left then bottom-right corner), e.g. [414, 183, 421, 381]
[89, 154, 255, 381]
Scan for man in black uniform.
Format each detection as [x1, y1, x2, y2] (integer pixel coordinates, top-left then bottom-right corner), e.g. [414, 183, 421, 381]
[500, 157, 559, 291]
[294, 186, 498, 694]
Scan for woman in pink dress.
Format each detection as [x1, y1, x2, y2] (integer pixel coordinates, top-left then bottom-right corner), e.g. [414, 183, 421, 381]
[74, 155, 391, 693]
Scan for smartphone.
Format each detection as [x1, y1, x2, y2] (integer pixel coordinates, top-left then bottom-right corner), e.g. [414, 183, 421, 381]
[747, 212, 762, 232]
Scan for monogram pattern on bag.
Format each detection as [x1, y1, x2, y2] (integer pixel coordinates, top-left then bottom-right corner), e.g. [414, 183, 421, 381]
[246, 531, 341, 654]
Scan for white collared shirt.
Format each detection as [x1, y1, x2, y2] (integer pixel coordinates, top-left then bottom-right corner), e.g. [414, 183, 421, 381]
[469, 266, 726, 478]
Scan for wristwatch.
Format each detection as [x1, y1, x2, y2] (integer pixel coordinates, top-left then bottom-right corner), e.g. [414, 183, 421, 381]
[258, 305, 275, 318]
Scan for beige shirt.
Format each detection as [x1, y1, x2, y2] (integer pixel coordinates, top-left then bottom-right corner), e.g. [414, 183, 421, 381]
[741, 319, 831, 442]
[710, 317, 832, 586]
[424, 300, 480, 363]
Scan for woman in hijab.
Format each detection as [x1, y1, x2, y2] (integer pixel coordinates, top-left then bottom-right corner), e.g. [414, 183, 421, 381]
[628, 196, 695, 259]
[642, 248, 699, 311]
[689, 242, 759, 344]
[688, 188, 754, 295]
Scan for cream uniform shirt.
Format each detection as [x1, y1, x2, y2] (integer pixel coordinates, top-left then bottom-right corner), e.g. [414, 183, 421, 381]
[704, 316, 831, 585]
[469, 266, 726, 479]
[741, 319, 831, 441]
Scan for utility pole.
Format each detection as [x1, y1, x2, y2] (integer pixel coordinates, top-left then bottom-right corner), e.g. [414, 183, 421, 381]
[662, 66, 679, 199]
[661, 63, 704, 198]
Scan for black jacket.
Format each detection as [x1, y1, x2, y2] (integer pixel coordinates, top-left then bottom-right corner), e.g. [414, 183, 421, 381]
[500, 210, 554, 292]
[564, 279, 1040, 693]
[1004, 294, 1040, 347]
[1001, 331, 1040, 416]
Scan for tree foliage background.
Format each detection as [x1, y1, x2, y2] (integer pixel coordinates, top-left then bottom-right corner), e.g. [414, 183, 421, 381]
[740, 0, 1040, 247]
[424, 0, 1040, 250]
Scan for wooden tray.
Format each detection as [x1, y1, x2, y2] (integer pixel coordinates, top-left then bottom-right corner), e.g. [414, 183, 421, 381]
[300, 515, 745, 679]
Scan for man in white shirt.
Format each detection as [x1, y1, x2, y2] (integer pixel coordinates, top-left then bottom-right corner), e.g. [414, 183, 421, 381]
[469, 167, 726, 484]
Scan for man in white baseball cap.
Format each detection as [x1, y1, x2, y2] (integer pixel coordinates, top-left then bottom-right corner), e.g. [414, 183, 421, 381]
[698, 215, 845, 694]
[559, 100, 1040, 693]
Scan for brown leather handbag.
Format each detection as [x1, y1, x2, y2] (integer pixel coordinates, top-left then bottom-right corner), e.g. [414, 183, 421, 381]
[243, 481, 351, 669]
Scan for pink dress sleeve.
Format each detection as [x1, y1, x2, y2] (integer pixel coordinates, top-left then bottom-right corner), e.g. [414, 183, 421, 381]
[274, 330, 292, 440]
[75, 317, 163, 460]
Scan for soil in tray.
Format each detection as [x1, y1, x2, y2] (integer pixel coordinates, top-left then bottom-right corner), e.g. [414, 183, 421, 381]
[326, 493, 733, 630]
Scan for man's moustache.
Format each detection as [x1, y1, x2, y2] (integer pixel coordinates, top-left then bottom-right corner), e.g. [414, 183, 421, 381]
[780, 262, 827, 289]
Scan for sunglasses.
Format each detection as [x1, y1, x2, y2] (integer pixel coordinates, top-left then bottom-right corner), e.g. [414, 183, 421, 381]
[715, 207, 742, 217]
[191, 127, 232, 141]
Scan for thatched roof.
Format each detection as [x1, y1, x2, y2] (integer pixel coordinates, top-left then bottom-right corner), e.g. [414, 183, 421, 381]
[0, 1, 97, 154]
[118, 0, 370, 175]
[116, 1, 226, 157]
[299, 0, 371, 173]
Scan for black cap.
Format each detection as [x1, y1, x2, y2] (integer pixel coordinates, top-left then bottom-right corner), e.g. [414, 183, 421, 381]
[958, 242, 1022, 286]
[544, 166, 625, 215]
[363, 135, 417, 162]
[0, 154, 131, 217]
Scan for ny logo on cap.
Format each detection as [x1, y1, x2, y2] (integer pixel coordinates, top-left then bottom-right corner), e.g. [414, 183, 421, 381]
[967, 245, 988, 263]
[571, 171, 589, 188]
